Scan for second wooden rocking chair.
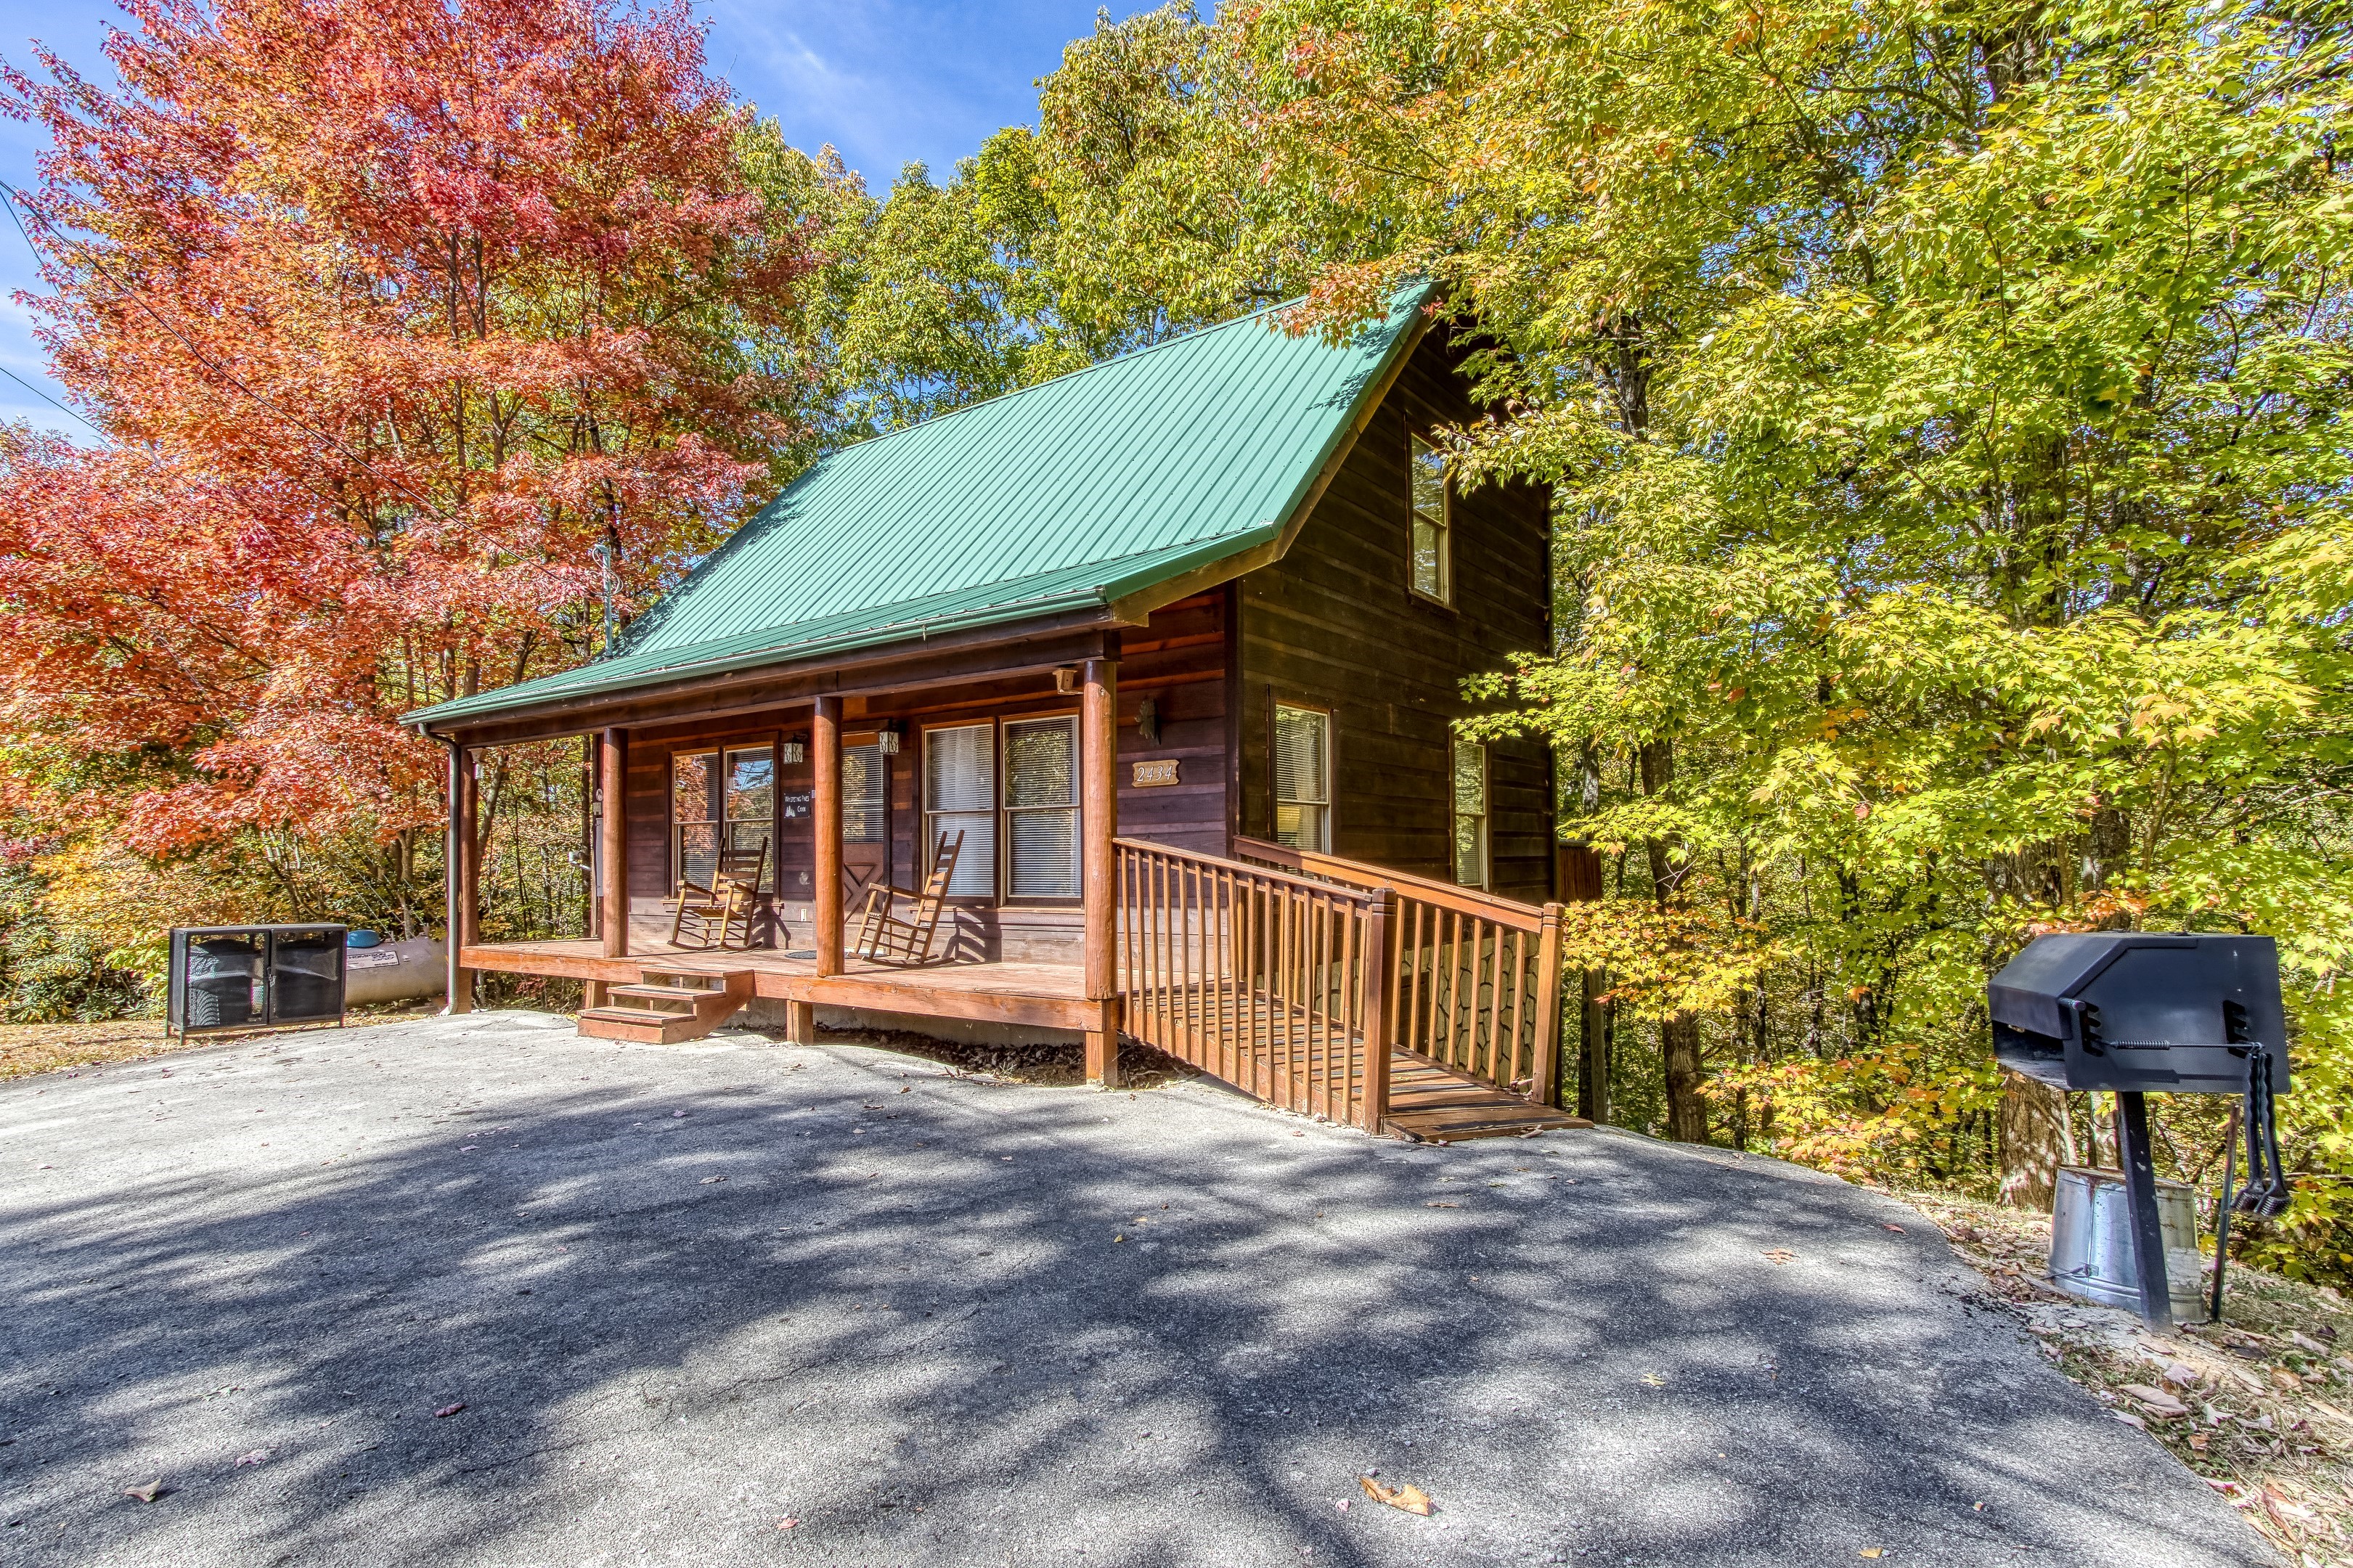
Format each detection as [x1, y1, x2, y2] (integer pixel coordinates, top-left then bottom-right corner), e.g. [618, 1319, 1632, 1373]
[672, 836, 769, 952]
[851, 831, 964, 965]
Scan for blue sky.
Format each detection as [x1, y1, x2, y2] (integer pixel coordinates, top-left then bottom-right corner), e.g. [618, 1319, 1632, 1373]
[0, 0, 1130, 438]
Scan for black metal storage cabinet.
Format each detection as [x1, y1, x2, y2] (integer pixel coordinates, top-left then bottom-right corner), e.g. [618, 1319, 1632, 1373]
[168, 924, 348, 1037]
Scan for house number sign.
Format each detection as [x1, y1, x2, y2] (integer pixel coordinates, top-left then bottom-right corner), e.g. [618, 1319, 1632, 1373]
[1131, 759, 1180, 788]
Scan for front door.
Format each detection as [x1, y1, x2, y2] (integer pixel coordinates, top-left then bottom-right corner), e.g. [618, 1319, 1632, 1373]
[841, 740, 889, 911]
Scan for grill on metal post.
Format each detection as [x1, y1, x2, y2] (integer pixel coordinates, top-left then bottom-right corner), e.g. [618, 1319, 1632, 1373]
[1988, 933, 2289, 1328]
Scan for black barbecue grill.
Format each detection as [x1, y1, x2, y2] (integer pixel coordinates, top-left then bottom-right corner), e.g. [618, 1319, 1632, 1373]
[1988, 932, 2291, 1327]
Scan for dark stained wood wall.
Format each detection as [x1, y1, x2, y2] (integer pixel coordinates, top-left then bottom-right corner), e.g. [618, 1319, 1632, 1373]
[1238, 327, 1556, 901]
[613, 592, 1228, 963]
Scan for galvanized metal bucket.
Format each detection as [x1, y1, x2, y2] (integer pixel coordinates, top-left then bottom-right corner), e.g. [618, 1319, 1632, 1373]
[2048, 1165, 2209, 1320]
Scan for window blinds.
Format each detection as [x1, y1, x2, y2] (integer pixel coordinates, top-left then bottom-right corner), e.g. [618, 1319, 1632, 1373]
[841, 744, 886, 844]
[1451, 739, 1488, 888]
[1005, 716, 1080, 898]
[924, 723, 995, 897]
[1273, 704, 1330, 852]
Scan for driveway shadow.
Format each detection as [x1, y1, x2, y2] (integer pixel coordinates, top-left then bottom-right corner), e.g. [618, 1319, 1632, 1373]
[0, 1015, 2275, 1567]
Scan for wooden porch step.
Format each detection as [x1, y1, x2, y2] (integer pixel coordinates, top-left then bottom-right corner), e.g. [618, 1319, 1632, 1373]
[576, 969, 754, 1045]
[608, 983, 705, 1012]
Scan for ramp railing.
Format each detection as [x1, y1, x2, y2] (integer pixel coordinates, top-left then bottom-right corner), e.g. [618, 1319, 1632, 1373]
[1115, 838, 1395, 1130]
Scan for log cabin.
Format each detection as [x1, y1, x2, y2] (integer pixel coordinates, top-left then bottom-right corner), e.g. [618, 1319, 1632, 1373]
[404, 282, 1589, 1141]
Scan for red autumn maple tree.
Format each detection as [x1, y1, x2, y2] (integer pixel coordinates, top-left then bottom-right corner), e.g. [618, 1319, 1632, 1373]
[0, 0, 815, 858]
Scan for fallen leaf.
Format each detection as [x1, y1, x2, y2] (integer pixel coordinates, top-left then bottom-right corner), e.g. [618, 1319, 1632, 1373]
[777, 1516, 800, 1530]
[1334, 1498, 1351, 1512]
[699, 1176, 727, 1185]
[1763, 1249, 1796, 1265]
[124, 1479, 167, 1503]
[434, 1402, 466, 1418]
[1425, 1201, 1459, 1209]
[233, 1449, 270, 1466]
[2119, 1384, 2190, 1418]
[1881, 1224, 1905, 1233]
[1358, 1476, 1433, 1516]
[1859, 1551, 1884, 1561]
[2111, 1410, 2148, 1430]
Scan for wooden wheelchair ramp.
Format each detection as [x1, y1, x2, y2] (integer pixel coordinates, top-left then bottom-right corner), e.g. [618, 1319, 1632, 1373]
[1385, 1053, 1589, 1143]
[1116, 838, 1592, 1141]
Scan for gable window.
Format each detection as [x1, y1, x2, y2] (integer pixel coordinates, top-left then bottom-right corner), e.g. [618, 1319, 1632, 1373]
[673, 746, 775, 891]
[923, 723, 997, 898]
[1004, 716, 1080, 898]
[1451, 739, 1488, 889]
[1273, 703, 1332, 852]
[1410, 434, 1451, 603]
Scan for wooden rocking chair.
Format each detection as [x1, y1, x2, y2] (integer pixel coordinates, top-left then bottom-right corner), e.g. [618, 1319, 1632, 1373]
[671, 836, 769, 952]
[851, 831, 964, 965]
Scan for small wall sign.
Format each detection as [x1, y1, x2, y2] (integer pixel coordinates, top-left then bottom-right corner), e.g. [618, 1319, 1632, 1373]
[1131, 759, 1180, 788]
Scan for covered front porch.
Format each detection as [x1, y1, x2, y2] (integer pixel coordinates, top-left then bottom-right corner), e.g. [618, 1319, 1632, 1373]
[439, 633, 1135, 1079]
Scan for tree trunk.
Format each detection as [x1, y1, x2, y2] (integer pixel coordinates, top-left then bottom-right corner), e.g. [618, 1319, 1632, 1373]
[1998, 1070, 2073, 1210]
[1663, 1013, 1708, 1143]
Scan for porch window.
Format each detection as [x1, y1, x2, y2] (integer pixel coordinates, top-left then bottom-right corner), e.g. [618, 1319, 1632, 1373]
[1451, 738, 1488, 889]
[923, 722, 997, 898]
[672, 746, 775, 891]
[1273, 703, 1330, 852]
[842, 742, 886, 844]
[1410, 434, 1451, 603]
[1004, 715, 1080, 899]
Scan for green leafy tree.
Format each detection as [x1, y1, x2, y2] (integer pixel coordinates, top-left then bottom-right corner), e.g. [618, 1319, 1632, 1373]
[1035, 0, 2352, 1270]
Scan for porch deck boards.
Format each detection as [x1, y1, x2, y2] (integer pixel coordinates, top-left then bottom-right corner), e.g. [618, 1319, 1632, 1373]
[460, 939, 1098, 1032]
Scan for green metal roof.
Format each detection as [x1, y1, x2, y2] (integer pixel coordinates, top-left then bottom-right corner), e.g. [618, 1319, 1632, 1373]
[406, 282, 1432, 730]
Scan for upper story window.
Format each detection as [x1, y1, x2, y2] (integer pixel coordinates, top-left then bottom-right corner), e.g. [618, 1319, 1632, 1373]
[1410, 434, 1451, 603]
[1273, 703, 1332, 852]
[1451, 739, 1488, 889]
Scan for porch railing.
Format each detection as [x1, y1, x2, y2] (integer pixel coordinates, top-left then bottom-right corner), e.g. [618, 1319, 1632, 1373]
[1115, 837, 1394, 1130]
[1232, 837, 1565, 1106]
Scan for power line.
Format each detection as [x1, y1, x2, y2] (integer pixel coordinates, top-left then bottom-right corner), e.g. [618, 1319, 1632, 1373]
[0, 178, 453, 520]
[0, 359, 105, 439]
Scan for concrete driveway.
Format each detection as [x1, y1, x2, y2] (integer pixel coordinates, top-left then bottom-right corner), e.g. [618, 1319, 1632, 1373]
[0, 1012, 2270, 1567]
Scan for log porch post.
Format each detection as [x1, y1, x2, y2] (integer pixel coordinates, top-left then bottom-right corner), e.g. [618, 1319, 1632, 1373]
[445, 743, 477, 1015]
[1082, 656, 1121, 1087]
[813, 694, 843, 978]
[599, 727, 629, 960]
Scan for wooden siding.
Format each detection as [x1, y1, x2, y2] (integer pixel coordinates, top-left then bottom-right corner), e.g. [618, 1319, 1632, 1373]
[1238, 328, 1555, 902]
[613, 592, 1229, 965]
